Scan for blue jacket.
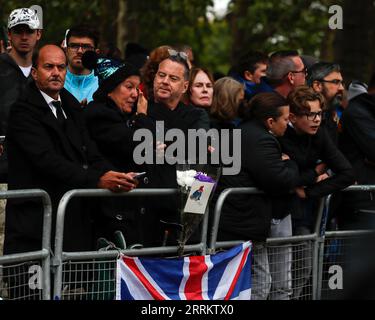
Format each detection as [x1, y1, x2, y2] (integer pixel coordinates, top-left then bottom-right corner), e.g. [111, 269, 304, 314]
[64, 69, 99, 103]
[231, 73, 274, 100]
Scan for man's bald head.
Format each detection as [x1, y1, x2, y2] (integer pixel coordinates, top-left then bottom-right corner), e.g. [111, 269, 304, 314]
[32, 44, 67, 68]
[31, 44, 67, 99]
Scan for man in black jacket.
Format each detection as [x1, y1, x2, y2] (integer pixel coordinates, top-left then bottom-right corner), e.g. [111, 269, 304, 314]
[143, 52, 210, 245]
[0, 8, 43, 182]
[4, 45, 138, 255]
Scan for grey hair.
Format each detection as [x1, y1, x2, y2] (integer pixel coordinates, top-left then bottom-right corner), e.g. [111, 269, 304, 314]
[307, 62, 341, 86]
[266, 56, 297, 84]
[166, 55, 190, 80]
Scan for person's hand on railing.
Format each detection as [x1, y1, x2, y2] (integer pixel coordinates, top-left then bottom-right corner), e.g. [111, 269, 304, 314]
[281, 153, 290, 161]
[316, 173, 330, 183]
[295, 186, 307, 199]
[315, 162, 327, 176]
[97, 171, 137, 192]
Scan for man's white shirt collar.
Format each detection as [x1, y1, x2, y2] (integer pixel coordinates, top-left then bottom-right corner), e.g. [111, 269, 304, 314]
[39, 90, 66, 119]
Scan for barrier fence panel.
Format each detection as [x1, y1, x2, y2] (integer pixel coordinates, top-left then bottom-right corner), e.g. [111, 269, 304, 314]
[208, 187, 325, 300]
[52, 188, 209, 300]
[319, 230, 374, 300]
[317, 185, 375, 300]
[0, 189, 52, 300]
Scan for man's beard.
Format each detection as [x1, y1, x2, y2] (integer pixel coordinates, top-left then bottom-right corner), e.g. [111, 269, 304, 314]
[70, 60, 85, 72]
[330, 94, 343, 110]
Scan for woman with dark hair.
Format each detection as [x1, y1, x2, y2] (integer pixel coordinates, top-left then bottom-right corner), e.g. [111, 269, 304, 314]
[186, 67, 214, 111]
[216, 92, 298, 240]
[212, 92, 300, 300]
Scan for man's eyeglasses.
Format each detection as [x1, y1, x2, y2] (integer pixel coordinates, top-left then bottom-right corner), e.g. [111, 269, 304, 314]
[300, 111, 323, 121]
[318, 79, 345, 86]
[290, 68, 307, 76]
[67, 43, 95, 52]
[167, 49, 188, 62]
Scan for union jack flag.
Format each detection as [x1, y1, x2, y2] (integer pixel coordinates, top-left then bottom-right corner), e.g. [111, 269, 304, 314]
[115, 241, 252, 300]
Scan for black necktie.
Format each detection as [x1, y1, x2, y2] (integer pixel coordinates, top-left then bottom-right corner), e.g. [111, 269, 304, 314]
[52, 100, 66, 127]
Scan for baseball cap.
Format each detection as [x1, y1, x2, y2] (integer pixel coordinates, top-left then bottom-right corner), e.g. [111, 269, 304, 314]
[8, 8, 40, 30]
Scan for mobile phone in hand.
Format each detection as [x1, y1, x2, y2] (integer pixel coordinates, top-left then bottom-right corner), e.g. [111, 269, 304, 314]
[133, 172, 146, 180]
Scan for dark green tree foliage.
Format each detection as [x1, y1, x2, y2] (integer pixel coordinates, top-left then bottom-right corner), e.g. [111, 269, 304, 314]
[2, 0, 374, 81]
[1, 0, 213, 64]
[333, 0, 375, 83]
[227, 0, 334, 64]
[125, 1, 213, 56]
[0, 0, 103, 46]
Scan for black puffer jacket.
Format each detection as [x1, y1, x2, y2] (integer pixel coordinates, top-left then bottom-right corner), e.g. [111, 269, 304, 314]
[280, 125, 354, 198]
[0, 53, 31, 182]
[214, 120, 300, 242]
[278, 125, 354, 222]
[339, 93, 375, 211]
[0, 53, 31, 135]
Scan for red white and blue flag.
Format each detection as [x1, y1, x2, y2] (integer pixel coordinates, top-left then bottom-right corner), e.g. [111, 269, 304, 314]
[115, 241, 252, 300]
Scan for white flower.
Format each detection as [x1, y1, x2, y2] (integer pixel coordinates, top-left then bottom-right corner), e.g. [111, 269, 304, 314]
[176, 170, 197, 189]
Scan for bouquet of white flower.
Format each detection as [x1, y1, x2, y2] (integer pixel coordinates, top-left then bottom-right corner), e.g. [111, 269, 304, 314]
[176, 164, 221, 256]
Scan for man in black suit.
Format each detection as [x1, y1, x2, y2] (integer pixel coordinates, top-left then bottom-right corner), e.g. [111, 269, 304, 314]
[3, 45, 138, 256]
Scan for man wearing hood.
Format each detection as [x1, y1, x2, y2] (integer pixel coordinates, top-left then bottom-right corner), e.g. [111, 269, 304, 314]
[339, 81, 375, 229]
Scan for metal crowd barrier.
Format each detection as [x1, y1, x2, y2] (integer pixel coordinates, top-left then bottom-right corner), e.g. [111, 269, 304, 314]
[52, 188, 209, 300]
[2, 185, 374, 300]
[317, 185, 375, 300]
[207, 187, 327, 300]
[0, 189, 52, 300]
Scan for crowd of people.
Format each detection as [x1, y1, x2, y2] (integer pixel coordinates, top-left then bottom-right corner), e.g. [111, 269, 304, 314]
[1, 7, 375, 300]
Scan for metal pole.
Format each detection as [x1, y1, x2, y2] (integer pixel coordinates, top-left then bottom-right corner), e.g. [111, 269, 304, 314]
[208, 188, 262, 253]
[40, 190, 52, 300]
[200, 206, 209, 255]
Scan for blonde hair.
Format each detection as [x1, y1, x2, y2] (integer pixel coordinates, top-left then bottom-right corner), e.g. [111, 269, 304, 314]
[210, 77, 244, 121]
